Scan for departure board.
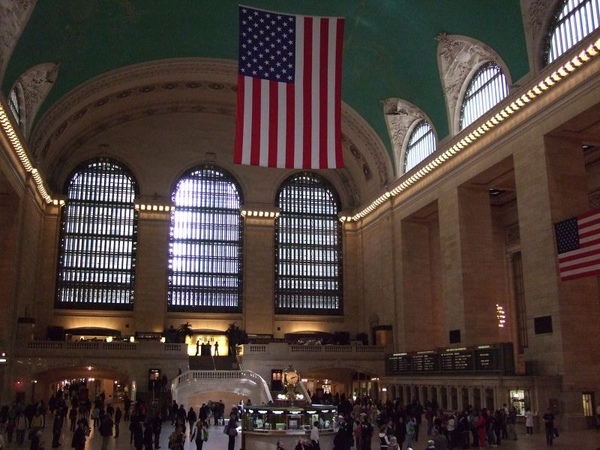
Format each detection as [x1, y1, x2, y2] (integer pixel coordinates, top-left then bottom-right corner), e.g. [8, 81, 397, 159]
[385, 343, 514, 376]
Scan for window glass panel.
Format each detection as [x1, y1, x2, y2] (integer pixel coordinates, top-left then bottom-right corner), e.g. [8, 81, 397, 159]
[275, 173, 342, 315]
[459, 62, 509, 131]
[8, 87, 20, 126]
[546, 0, 600, 64]
[168, 166, 243, 312]
[404, 120, 437, 172]
[56, 158, 138, 309]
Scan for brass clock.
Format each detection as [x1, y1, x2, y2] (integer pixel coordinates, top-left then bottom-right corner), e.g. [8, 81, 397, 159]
[283, 366, 300, 387]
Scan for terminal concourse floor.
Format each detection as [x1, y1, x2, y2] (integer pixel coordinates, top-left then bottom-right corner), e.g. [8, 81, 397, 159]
[3, 419, 600, 450]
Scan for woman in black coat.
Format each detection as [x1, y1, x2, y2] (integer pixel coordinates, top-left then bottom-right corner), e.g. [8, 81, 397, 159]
[71, 420, 87, 450]
[226, 413, 238, 450]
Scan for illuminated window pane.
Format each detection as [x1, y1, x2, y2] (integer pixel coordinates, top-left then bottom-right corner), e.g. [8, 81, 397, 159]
[168, 166, 243, 312]
[459, 62, 509, 131]
[404, 120, 436, 172]
[56, 158, 138, 309]
[546, 0, 600, 64]
[8, 87, 20, 126]
[275, 173, 342, 315]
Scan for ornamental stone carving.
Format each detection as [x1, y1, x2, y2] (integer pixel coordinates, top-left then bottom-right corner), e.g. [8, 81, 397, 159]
[382, 98, 431, 176]
[436, 34, 510, 134]
[521, 0, 561, 72]
[0, 0, 36, 85]
[16, 62, 58, 137]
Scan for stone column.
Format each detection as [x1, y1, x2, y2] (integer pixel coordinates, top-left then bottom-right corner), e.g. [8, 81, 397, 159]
[242, 213, 276, 335]
[134, 209, 171, 331]
[401, 218, 443, 349]
[515, 134, 600, 428]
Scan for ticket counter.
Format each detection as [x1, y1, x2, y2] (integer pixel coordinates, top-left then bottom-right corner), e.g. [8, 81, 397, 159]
[242, 404, 337, 450]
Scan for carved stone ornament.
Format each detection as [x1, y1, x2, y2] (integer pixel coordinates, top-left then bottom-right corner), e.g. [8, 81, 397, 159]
[436, 33, 509, 134]
[382, 98, 430, 176]
[521, 0, 561, 71]
[17, 62, 59, 137]
[0, 0, 36, 86]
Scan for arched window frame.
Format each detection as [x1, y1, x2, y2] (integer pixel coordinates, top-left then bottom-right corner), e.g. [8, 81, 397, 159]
[274, 172, 343, 315]
[403, 119, 437, 173]
[167, 165, 244, 313]
[459, 62, 509, 131]
[8, 84, 22, 128]
[545, 0, 600, 65]
[56, 157, 139, 310]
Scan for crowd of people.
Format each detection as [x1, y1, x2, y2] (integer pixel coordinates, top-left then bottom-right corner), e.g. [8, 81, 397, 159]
[0, 388, 562, 450]
[327, 395, 528, 450]
[0, 385, 166, 450]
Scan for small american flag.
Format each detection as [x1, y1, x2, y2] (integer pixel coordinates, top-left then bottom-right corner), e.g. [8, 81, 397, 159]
[554, 207, 600, 281]
[234, 6, 345, 169]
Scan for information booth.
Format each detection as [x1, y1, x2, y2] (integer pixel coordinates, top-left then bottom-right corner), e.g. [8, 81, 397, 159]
[242, 404, 337, 450]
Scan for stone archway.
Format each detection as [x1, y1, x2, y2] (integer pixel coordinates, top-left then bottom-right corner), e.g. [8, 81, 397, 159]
[30, 365, 130, 406]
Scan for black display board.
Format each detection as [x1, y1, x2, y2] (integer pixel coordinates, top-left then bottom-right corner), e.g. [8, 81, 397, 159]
[385, 343, 514, 375]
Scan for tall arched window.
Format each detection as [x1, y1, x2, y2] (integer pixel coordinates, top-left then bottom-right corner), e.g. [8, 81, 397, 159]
[545, 0, 600, 65]
[8, 86, 21, 127]
[168, 166, 243, 312]
[459, 62, 509, 131]
[56, 158, 138, 309]
[275, 173, 342, 315]
[404, 120, 437, 173]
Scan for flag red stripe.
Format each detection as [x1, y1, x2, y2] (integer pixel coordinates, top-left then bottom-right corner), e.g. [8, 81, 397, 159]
[286, 82, 295, 169]
[579, 235, 600, 248]
[558, 243, 600, 263]
[334, 19, 344, 168]
[303, 17, 313, 169]
[319, 19, 329, 169]
[560, 267, 600, 281]
[578, 209, 600, 221]
[233, 75, 246, 164]
[251, 77, 263, 166]
[563, 259, 600, 269]
[268, 82, 278, 167]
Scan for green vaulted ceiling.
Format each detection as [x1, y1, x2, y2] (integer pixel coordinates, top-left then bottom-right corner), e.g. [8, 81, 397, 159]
[2, 0, 529, 161]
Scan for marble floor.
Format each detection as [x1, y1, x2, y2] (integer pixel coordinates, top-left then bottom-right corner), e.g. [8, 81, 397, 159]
[2, 419, 600, 450]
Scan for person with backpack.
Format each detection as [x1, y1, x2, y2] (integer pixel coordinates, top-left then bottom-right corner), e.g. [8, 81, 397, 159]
[191, 418, 209, 450]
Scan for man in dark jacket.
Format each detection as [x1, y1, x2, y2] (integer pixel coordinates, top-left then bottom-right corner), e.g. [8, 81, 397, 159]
[99, 413, 114, 450]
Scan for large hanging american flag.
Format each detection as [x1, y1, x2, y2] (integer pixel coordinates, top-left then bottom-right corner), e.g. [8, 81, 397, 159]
[554, 207, 600, 281]
[234, 6, 345, 169]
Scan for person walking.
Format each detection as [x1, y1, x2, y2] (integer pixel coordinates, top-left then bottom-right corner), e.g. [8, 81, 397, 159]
[406, 416, 416, 450]
[114, 406, 122, 438]
[51, 410, 64, 448]
[143, 421, 153, 450]
[71, 419, 87, 450]
[191, 418, 209, 450]
[310, 421, 321, 450]
[151, 412, 162, 449]
[359, 414, 373, 450]
[99, 413, 114, 450]
[225, 412, 238, 450]
[15, 411, 28, 446]
[542, 408, 555, 446]
[525, 408, 535, 437]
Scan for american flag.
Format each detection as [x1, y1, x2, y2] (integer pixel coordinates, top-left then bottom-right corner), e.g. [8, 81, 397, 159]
[554, 207, 600, 281]
[234, 6, 345, 169]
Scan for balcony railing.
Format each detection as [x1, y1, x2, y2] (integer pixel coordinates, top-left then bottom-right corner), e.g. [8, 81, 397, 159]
[241, 343, 385, 360]
[12, 340, 385, 359]
[14, 340, 188, 357]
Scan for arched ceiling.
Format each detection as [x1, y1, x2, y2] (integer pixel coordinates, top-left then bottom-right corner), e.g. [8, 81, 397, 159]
[2, 1, 529, 164]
